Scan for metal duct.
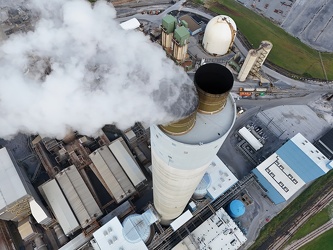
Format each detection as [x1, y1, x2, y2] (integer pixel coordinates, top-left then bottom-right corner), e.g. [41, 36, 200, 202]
[159, 110, 197, 136]
[194, 63, 234, 114]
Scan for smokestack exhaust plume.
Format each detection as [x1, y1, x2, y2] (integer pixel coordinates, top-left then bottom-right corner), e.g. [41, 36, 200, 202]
[194, 63, 234, 114]
[0, 0, 198, 140]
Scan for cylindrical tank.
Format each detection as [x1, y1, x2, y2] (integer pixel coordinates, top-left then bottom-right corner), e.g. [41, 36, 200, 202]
[195, 63, 234, 114]
[122, 214, 152, 244]
[226, 200, 245, 218]
[202, 15, 237, 56]
[238, 49, 258, 82]
[34, 235, 47, 250]
[54, 224, 68, 246]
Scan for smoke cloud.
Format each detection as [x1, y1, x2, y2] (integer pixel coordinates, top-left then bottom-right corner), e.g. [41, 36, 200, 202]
[0, 0, 197, 139]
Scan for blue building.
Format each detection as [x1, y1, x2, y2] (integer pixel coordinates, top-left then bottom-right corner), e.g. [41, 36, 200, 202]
[252, 133, 332, 204]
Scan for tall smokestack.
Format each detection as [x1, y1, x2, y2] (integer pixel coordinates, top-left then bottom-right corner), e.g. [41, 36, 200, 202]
[151, 63, 236, 225]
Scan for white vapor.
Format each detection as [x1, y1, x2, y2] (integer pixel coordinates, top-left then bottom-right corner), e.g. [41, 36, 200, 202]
[0, 0, 197, 139]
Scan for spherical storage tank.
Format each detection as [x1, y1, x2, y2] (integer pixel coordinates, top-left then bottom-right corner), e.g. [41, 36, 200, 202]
[202, 15, 237, 56]
[226, 200, 245, 218]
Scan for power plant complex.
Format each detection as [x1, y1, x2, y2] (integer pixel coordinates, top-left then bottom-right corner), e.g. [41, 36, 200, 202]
[2, 2, 333, 250]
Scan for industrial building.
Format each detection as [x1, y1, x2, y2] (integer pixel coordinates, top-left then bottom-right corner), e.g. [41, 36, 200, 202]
[151, 63, 236, 225]
[91, 209, 158, 250]
[172, 207, 247, 250]
[202, 15, 237, 56]
[39, 179, 81, 236]
[314, 128, 333, 160]
[253, 133, 332, 204]
[179, 15, 202, 36]
[89, 145, 136, 204]
[238, 41, 273, 82]
[120, 18, 140, 30]
[0, 147, 52, 224]
[55, 166, 103, 229]
[161, 14, 190, 62]
[193, 155, 238, 200]
[108, 137, 146, 187]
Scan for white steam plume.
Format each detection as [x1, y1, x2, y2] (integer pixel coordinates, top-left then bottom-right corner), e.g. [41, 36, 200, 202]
[0, 0, 197, 139]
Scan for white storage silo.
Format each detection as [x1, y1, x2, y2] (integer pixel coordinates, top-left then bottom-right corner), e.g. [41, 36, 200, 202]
[202, 15, 237, 56]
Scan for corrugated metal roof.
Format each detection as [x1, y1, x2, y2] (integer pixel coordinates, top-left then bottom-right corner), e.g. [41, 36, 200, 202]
[89, 146, 135, 203]
[109, 139, 146, 187]
[0, 148, 29, 211]
[56, 166, 102, 228]
[277, 135, 327, 183]
[40, 179, 80, 236]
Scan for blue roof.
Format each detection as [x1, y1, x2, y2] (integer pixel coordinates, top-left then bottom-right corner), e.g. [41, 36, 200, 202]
[252, 169, 286, 204]
[276, 140, 326, 183]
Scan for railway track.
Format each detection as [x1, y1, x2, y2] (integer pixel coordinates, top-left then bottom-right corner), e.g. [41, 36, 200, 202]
[284, 219, 333, 250]
[257, 183, 333, 250]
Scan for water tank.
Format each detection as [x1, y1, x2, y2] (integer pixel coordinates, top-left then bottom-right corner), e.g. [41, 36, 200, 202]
[202, 15, 237, 56]
[226, 200, 245, 218]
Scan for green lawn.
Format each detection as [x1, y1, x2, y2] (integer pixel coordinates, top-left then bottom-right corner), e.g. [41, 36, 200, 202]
[299, 228, 333, 250]
[287, 202, 333, 244]
[248, 170, 333, 250]
[203, 0, 333, 80]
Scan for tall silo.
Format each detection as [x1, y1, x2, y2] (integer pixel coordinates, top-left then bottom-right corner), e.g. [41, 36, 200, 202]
[238, 41, 273, 81]
[202, 15, 237, 56]
[151, 63, 236, 225]
[161, 15, 177, 49]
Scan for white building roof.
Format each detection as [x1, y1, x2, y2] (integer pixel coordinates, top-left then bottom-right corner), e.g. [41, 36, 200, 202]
[109, 138, 146, 186]
[0, 147, 28, 211]
[92, 216, 148, 250]
[29, 199, 53, 226]
[256, 153, 305, 200]
[291, 133, 331, 173]
[206, 155, 238, 200]
[40, 179, 80, 236]
[120, 18, 140, 30]
[238, 127, 263, 151]
[55, 166, 103, 228]
[170, 210, 193, 231]
[173, 207, 246, 250]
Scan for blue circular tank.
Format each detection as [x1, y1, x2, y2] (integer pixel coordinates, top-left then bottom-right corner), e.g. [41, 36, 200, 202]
[226, 200, 245, 218]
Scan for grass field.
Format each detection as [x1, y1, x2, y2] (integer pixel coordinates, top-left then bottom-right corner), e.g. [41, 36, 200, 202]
[299, 228, 333, 250]
[202, 0, 333, 80]
[287, 202, 333, 244]
[248, 170, 333, 250]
